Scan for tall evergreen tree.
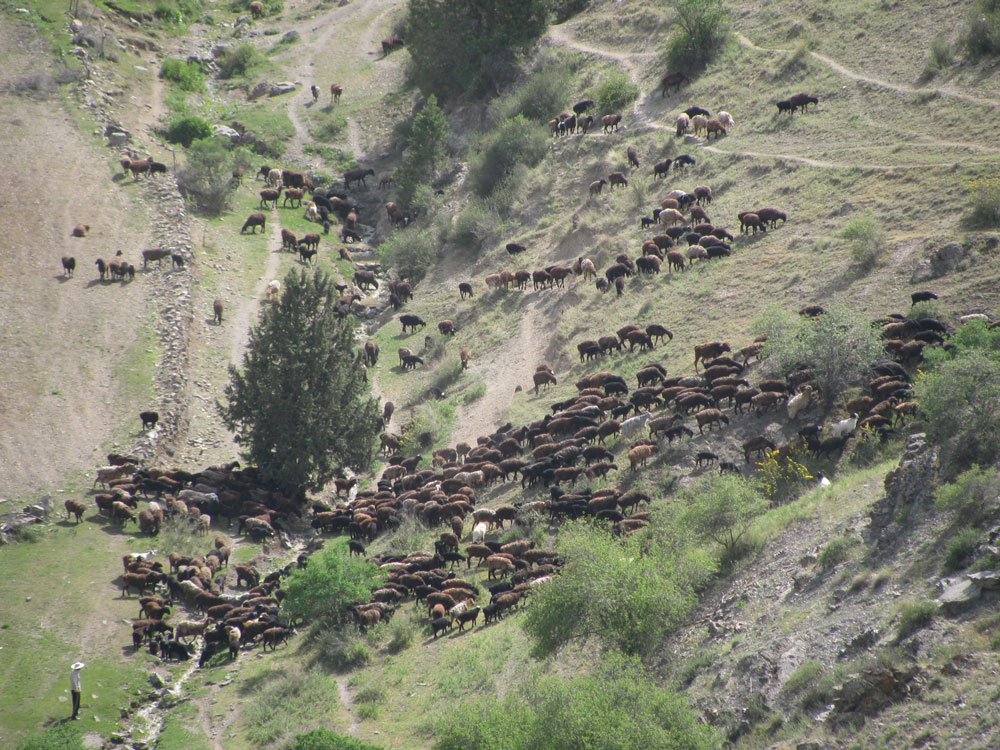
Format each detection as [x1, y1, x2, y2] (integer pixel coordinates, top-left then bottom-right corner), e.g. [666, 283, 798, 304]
[219, 269, 380, 494]
[397, 94, 449, 206]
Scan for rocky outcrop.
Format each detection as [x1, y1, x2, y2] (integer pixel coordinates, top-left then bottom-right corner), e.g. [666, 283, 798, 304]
[866, 434, 937, 550]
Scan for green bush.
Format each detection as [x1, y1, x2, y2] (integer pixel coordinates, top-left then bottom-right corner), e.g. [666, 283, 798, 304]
[292, 729, 383, 750]
[594, 70, 639, 115]
[216, 42, 266, 79]
[681, 474, 769, 556]
[963, 177, 1000, 228]
[304, 624, 373, 671]
[434, 657, 718, 750]
[166, 114, 212, 146]
[379, 228, 438, 284]
[549, 0, 591, 23]
[405, 0, 549, 97]
[522, 517, 715, 657]
[244, 669, 331, 747]
[818, 535, 856, 570]
[896, 599, 936, 641]
[926, 34, 953, 73]
[754, 301, 884, 409]
[469, 115, 547, 197]
[666, 0, 728, 72]
[934, 465, 1000, 524]
[964, 0, 1000, 59]
[282, 547, 384, 623]
[917, 347, 1000, 474]
[503, 64, 574, 122]
[16, 723, 84, 750]
[396, 94, 449, 207]
[159, 58, 205, 91]
[783, 660, 823, 696]
[447, 201, 500, 249]
[386, 620, 414, 654]
[175, 136, 244, 215]
[840, 214, 886, 271]
[943, 526, 981, 572]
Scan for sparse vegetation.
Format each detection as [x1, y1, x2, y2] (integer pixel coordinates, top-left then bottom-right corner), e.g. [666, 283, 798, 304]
[378, 228, 438, 284]
[175, 136, 247, 214]
[501, 62, 573, 122]
[934, 465, 1000, 525]
[292, 729, 383, 750]
[896, 599, 936, 641]
[942, 526, 981, 572]
[964, 0, 1000, 59]
[840, 214, 887, 271]
[922, 34, 953, 78]
[15, 723, 83, 750]
[963, 176, 1000, 228]
[396, 94, 450, 206]
[469, 115, 548, 197]
[682, 474, 769, 559]
[216, 42, 266, 79]
[818, 535, 856, 570]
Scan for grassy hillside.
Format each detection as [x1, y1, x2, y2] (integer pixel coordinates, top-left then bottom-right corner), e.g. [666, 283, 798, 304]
[4, 0, 1000, 748]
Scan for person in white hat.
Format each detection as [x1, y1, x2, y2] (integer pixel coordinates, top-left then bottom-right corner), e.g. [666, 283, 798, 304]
[70, 662, 85, 719]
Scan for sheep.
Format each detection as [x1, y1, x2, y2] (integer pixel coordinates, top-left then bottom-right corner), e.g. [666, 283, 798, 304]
[330, 83, 343, 103]
[659, 208, 686, 227]
[911, 291, 938, 305]
[249, 0, 263, 17]
[627, 443, 657, 471]
[70, 223, 89, 238]
[573, 99, 594, 114]
[787, 385, 814, 420]
[589, 179, 607, 195]
[213, 299, 224, 325]
[755, 208, 787, 227]
[574, 257, 597, 279]
[620, 411, 653, 438]
[739, 212, 765, 234]
[64, 498, 86, 523]
[705, 119, 727, 139]
[459, 348, 472, 371]
[626, 146, 639, 168]
[694, 341, 731, 371]
[717, 111, 736, 129]
[743, 436, 776, 463]
[789, 92, 819, 112]
[673, 154, 696, 169]
[608, 172, 628, 189]
[696, 409, 729, 433]
[961, 313, 989, 325]
[344, 167, 375, 188]
[660, 71, 692, 95]
[241, 213, 266, 233]
[533, 370, 557, 394]
[487, 555, 515, 579]
[828, 414, 858, 439]
[265, 279, 281, 302]
[653, 159, 673, 179]
[175, 619, 213, 643]
[129, 159, 152, 179]
[459, 282, 474, 299]
[691, 114, 708, 136]
[94, 463, 136, 488]
[602, 114, 622, 133]
[283, 188, 305, 208]
[776, 100, 794, 114]
[400, 314, 426, 333]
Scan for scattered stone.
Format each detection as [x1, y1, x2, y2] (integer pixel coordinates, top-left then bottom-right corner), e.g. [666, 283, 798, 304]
[248, 81, 270, 100]
[268, 82, 297, 96]
[107, 130, 130, 145]
[937, 577, 981, 612]
[148, 672, 166, 689]
[212, 125, 241, 142]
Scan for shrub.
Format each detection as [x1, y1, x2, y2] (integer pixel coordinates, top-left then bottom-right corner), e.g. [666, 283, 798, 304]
[396, 94, 449, 207]
[175, 136, 242, 215]
[292, 729, 383, 750]
[934, 465, 1000, 525]
[681, 474, 769, 556]
[166, 115, 212, 147]
[244, 669, 331, 747]
[469, 115, 547, 197]
[386, 620, 414, 654]
[159, 58, 205, 92]
[313, 108, 348, 140]
[666, 0, 728, 72]
[964, 0, 1000, 59]
[593, 70, 639, 115]
[754, 301, 884, 409]
[379, 228, 438, 283]
[549, 0, 591, 23]
[840, 214, 886, 271]
[753, 442, 813, 502]
[305, 624, 373, 671]
[502, 63, 573, 122]
[434, 657, 717, 750]
[522, 517, 715, 657]
[783, 660, 823, 696]
[916, 348, 1000, 473]
[943, 526, 981, 572]
[963, 176, 1000, 228]
[896, 599, 936, 641]
[447, 201, 501, 250]
[927, 34, 953, 71]
[282, 546, 384, 623]
[217, 43, 265, 79]
[818, 535, 856, 570]
[405, 0, 549, 97]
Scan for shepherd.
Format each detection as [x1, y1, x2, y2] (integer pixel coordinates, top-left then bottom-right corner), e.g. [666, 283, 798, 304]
[70, 662, 85, 719]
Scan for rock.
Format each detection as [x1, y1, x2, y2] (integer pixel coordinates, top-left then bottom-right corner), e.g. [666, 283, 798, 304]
[211, 44, 230, 58]
[833, 201, 855, 217]
[269, 82, 297, 96]
[148, 672, 166, 689]
[212, 125, 241, 142]
[24, 504, 47, 518]
[281, 30, 300, 43]
[248, 81, 270, 100]
[966, 570, 1000, 590]
[937, 578, 981, 612]
[107, 131, 130, 145]
[911, 242, 973, 282]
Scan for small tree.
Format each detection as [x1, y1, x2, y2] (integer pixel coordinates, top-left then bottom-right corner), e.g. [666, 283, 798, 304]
[282, 547, 384, 623]
[396, 94, 449, 206]
[840, 214, 886, 271]
[175, 136, 244, 215]
[219, 269, 381, 494]
[594, 70, 639, 115]
[666, 0, 728, 71]
[166, 114, 212, 147]
[754, 301, 884, 409]
[469, 115, 547, 197]
[681, 474, 768, 555]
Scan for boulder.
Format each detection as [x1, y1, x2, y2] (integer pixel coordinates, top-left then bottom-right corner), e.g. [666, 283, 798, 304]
[248, 81, 269, 100]
[966, 569, 1000, 590]
[937, 577, 981, 612]
[212, 125, 241, 143]
[268, 82, 296, 97]
[107, 131, 130, 145]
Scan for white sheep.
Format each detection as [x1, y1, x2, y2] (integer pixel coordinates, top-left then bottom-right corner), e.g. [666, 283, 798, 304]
[828, 413, 858, 439]
[717, 111, 736, 129]
[266, 279, 280, 301]
[471, 521, 488, 544]
[620, 411, 653, 438]
[960, 313, 989, 325]
[786, 385, 813, 420]
[266, 168, 281, 187]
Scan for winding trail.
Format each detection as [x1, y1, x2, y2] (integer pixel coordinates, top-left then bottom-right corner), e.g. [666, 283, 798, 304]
[336, 679, 362, 737]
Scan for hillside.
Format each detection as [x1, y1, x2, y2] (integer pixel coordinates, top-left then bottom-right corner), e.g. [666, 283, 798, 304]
[2, 0, 1000, 749]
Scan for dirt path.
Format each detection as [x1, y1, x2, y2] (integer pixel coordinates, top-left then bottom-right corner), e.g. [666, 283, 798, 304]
[336, 679, 362, 736]
[227, 217, 283, 366]
[734, 31, 1000, 110]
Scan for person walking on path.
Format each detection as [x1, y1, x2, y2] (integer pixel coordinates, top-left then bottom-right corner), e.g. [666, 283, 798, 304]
[70, 662, 84, 719]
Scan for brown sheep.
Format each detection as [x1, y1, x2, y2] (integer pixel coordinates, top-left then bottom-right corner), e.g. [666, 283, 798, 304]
[627, 443, 657, 471]
[626, 145, 639, 168]
[241, 213, 266, 233]
[438, 320, 457, 335]
[589, 179, 607, 195]
[283, 188, 305, 208]
[64, 498, 86, 523]
[666, 250, 686, 272]
[330, 83, 343, 103]
[694, 341, 731, 370]
[608, 172, 628, 190]
[70, 223, 89, 238]
[601, 114, 622, 133]
[705, 119, 727, 139]
[743, 436, 776, 463]
[249, 1, 263, 17]
[739, 212, 765, 234]
[659, 208, 686, 227]
[213, 299, 224, 325]
[487, 555, 515, 580]
[696, 408, 730, 434]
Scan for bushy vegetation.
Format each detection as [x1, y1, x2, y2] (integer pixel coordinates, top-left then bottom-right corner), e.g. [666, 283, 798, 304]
[522, 517, 715, 657]
[397, 94, 449, 206]
[840, 214, 887, 271]
[469, 115, 547, 197]
[666, 0, 728, 72]
[681, 474, 769, 558]
[216, 42, 266, 79]
[282, 547, 384, 623]
[963, 176, 1000, 228]
[434, 657, 718, 750]
[916, 323, 1000, 473]
[753, 442, 813, 502]
[378, 228, 438, 284]
[922, 34, 953, 78]
[549, 0, 591, 23]
[942, 526, 981, 572]
[754, 302, 884, 409]
[159, 57, 205, 91]
[175, 136, 253, 215]
[166, 114, 212, 146]
[304, 623, 373, 671]
[964, 0, 1000, 59]
[219, 269, 382, 492]
[818, 535, 856, 570]
[405, 0, 549, 97]
[153, 0, 203, 24]
[934, 465, 1000, 525]
[593, 70, 639, 115]
[501, 62, 573, 122]
[292, 729, 382, 750]
[244, 669, 331, 747]
[896, 599, 936, 641]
